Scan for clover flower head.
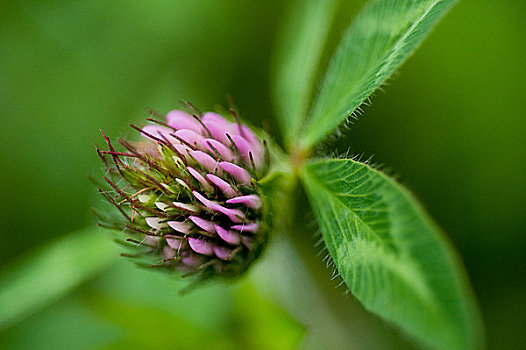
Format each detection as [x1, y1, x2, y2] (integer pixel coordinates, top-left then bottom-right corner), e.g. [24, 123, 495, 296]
[96, 106, 268, 282]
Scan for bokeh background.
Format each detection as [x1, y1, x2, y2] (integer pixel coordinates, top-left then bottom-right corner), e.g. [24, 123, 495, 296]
[1, 0, 524, 349]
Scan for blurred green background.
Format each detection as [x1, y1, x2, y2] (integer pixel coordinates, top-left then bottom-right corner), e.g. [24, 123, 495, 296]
[1, 0, 525, 349]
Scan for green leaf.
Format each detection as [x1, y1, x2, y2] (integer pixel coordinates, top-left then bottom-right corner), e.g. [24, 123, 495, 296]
[272, 0, 339, 150]
[0, 296, 122, 350]
[301, 158, 484, 350]
[0, 226, 117, 331]
[299, 0, 458, 150]
[2, 256, 305, 350]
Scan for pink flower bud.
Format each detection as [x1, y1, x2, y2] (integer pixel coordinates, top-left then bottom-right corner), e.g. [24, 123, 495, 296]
[97, 106, 268, 282]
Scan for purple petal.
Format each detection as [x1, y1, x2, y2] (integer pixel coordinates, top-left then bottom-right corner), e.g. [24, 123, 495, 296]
[173, 143, 191, 156]
[189, 215, 216, 234]
[166, 110, 204, 134]
[231, 222, 260, 233]
[189, 150, 219, 173]
[248, 149, 263, 169]
[201, 120, 230, 144]
[201, 112, 231, 129]
[214, 225, 241, 245]
[167, 221, 192, 234]
[238, 124, 259, 146]
[219, 162, 252, 184]
[200, 138, 235, 161]
[226, 195, 261, 209]
[210, 204, 245, 223]
[163, 246, 176, 259]
[187, 167, 213, 192]
[142, 125, 177, 144]
[214, 246, 234, 260]
[165, 236, 185, 250]
[192, 191, 216, 210]
[229, 134, 252, 158]
[142, 125, 171, 138]
[192, 191, 245, 222]
[145, 217, 163, 229]
[143, 236, 161, 246]
[182, 254, 203, 267]
[206, 174, 239, 198]
[201, 112, 240, 143]
[238, 124, 263, 167]
[174, 129, 203, 148]
[188, 238, 214, 256]
[230, 134, 261, 169]
[242, 236, 254, 249]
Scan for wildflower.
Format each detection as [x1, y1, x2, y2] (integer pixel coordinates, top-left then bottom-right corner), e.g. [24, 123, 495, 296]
[96, 107, 268, 281]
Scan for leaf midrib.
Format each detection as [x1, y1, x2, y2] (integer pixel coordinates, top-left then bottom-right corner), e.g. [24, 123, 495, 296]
[306, 164, 391, 247]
